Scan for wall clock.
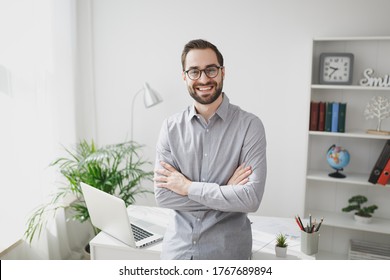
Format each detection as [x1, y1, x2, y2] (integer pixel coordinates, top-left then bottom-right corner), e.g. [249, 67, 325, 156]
[319, 53, 354, 85]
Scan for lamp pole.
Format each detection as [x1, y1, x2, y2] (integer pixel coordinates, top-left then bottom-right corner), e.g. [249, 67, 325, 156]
[130, 87, 144, 142]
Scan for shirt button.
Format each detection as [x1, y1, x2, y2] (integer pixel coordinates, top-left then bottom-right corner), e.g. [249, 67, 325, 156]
[193, 241, 197, 245]
[197, 218, 201, 222]
[204, 153, 208, 157]
[206, 129, 209, 132]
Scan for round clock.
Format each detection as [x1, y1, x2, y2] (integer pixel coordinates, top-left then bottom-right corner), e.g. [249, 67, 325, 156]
[319, 53, 354, 85]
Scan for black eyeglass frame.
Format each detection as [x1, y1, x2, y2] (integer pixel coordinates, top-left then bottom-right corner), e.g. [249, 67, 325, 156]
[184, 65, 224, 80]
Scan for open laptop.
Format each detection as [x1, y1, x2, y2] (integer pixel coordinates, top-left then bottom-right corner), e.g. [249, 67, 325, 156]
[81, 182, 163, 248]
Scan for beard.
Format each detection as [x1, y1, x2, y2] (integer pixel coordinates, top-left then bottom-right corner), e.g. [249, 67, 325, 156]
[187, 80, 224, 105]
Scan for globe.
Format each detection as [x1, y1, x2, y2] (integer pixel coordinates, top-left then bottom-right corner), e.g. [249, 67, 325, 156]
[326, 145, 350, 178]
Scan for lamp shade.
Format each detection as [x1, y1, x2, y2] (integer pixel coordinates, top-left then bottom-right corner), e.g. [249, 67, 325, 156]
[131, 82, 163, 141]
[143, 82, 163, 108]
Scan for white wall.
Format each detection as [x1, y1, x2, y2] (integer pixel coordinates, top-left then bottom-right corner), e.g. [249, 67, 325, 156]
[83, 0, 390, 217]
[0, 0, 78, 254]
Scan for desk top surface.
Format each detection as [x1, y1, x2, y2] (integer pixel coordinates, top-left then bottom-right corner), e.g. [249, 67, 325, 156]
[90, 205, 314, 260]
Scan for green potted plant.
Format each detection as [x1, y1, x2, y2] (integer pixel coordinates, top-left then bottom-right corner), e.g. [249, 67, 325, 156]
[342, 195, 378, 223]
[275, 233, 288, 257]
[24, 140, 153, 256]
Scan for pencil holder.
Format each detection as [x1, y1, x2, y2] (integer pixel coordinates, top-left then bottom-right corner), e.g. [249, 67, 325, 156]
[300, 231, 319, 255]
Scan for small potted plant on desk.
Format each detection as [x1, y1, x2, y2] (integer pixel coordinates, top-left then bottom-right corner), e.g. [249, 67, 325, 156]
[342, 195, 378, 224]
[275, 233, 288, 258]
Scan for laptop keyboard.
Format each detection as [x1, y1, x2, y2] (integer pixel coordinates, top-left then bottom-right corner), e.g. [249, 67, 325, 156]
[131, 224, 153, 242]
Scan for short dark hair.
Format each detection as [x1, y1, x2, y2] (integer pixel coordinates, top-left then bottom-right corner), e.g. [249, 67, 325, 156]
[181, 39, 224, 71]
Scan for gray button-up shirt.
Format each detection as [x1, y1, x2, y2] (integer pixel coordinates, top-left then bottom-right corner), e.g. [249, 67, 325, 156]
[154, 94, 267, 259]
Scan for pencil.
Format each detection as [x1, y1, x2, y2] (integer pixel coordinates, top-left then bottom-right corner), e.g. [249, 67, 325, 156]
[297, 215, 305, 232]
[315, 218, 324, 232]
[295, 216, 304, 231]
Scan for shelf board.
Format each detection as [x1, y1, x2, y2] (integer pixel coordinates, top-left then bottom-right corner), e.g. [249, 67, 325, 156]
[314, 36, 390, 42]
[306, 169, 380, 186]
[309, 130, 390, 139]
[306, 209, 390, 235]
[311, 84, 390, 91]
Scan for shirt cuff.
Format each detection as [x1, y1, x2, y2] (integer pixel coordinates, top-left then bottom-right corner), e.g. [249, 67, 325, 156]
[188, 182, 204, 202]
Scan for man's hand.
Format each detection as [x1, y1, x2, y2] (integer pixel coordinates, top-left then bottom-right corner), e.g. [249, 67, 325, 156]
[154, 161, 192, 195]
[228, 164, 252, 185]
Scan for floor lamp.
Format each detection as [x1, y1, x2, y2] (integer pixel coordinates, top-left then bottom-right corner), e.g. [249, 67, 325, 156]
[131, 82, 163, 141]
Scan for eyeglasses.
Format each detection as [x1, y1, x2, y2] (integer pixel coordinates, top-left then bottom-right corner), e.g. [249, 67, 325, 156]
[184, 65, 223, 80]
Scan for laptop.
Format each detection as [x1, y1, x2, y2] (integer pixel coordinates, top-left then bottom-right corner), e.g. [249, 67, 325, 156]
[81, 182, 163, 248]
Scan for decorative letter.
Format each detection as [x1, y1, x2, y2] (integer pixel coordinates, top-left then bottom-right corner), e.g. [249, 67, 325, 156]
[360, 68, 390, 87]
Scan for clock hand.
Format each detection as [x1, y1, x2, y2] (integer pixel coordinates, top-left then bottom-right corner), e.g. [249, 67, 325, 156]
[329, 67, 339, 78]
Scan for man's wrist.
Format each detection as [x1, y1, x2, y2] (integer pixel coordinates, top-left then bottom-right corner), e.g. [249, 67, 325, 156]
[184, 180, 192, 195]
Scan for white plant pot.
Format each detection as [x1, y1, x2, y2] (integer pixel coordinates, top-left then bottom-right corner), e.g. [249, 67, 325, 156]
[354, 214, 372, 224]
[275, 246, 287, 258]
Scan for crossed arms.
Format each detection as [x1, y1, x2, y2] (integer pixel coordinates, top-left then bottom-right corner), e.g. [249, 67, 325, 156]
[155, 162, 252, 195]
[154, 117, 267, 213]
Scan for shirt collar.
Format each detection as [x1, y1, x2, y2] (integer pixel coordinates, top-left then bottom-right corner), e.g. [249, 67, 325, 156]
[215, 93, 229, 121]
[188, 93, 230, 122]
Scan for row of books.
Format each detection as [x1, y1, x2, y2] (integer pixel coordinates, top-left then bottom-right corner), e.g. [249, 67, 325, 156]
[368, 139, 390, 186]
[309, 101, 347, 133]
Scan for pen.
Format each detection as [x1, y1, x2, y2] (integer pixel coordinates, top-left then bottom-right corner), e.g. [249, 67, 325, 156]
[295, 216, 304, 231]
[315, 218, 324, 232]
[297, 215, 305, 232]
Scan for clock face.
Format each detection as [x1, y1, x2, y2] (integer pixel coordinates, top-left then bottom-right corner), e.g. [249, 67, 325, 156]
[319, 53, 354, 85]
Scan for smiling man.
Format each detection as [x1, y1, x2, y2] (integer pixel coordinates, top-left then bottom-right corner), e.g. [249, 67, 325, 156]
[154, 39, 267, 260]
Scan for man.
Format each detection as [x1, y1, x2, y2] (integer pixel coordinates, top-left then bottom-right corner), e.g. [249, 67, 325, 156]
[154, 39, 267, 260]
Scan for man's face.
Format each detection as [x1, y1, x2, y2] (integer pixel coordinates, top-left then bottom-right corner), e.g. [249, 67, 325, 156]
[183, 48, 225, 105]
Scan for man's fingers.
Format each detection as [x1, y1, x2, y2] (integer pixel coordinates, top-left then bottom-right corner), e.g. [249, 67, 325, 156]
[238, 178, 249, 185]
[160, 161, 176, 172]
[228, 165, 252, 185]
[230, 164, 246, 180]
[155, 182, 168, 188]
[155, 168, 171, 176]
[236, 164, 245, 171]
[236, 169, 252, 182]
[233, 166, 251, 180]
[154, 175, 168, 183]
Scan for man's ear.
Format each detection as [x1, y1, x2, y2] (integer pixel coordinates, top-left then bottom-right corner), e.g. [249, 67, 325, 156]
[221, 67, 225, 80]
[182, 71, 186, 81]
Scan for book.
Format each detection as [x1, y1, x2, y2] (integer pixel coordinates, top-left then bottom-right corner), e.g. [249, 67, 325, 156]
[331, 102, 339, 132]
[318, 102, 326, 131]
[309, 101, 319, 131]
[325, 102, 333, 132]
[338, 103, 347, 133]
[368, 140, 390, 184]
[377, 158, 390, 186]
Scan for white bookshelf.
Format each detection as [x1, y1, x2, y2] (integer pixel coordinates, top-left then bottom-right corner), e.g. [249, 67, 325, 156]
[307, 169, 376, 186]
[311, 85, 390, 91]
[305, 37, 390, 259]
[306, 209, 390, 235]
[309, 130, 390, 139]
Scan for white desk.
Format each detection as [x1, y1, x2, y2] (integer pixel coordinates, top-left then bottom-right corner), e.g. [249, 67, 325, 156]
[90, 206, 314, 260]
